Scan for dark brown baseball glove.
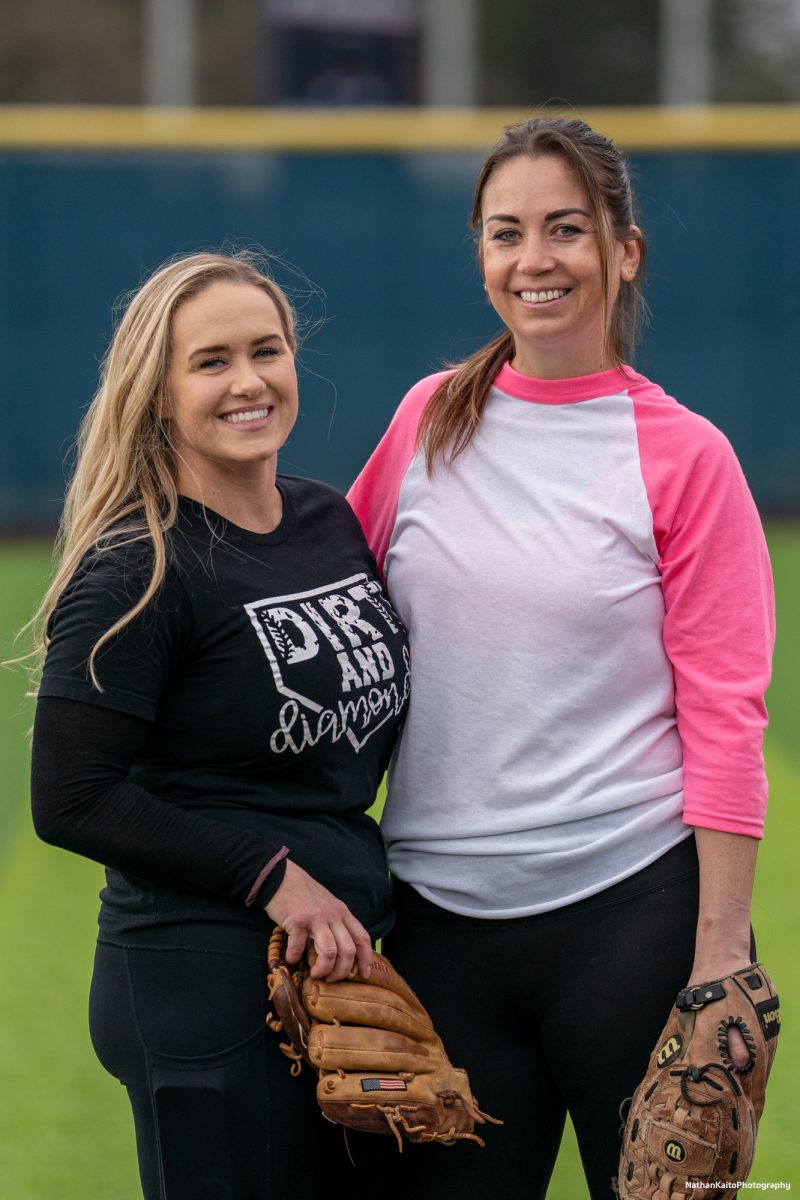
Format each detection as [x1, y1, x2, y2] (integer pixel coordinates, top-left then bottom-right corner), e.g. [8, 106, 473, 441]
[266, 927, 501, 1150]
[617, 963, 780, 1198]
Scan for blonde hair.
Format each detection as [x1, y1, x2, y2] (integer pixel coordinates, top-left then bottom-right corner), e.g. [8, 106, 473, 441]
[28, 250, 297, 688]
[420, 117, 647, 472]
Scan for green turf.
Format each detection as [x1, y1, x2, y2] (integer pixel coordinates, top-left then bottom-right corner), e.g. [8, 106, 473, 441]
[0, 546, 51, 842]
[0, 543, 140, 1196]
[1, 530, 797, 1197]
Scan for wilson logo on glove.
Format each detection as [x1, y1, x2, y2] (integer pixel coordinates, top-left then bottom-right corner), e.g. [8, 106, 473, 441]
[756, 997, 780, 1037]
[265, 927, 502, 1150]
[656, 1035, 683, 1067]
[664, 1140, 686, 1163]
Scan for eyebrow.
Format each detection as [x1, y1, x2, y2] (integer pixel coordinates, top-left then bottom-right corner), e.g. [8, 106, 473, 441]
[188, 333, 282, 358]
[485, 207, 592, 223]
[545, 207, 592, 220]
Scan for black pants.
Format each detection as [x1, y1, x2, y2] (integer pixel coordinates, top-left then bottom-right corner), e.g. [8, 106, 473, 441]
[383, 836, 718, 1200]
[89, 920, 388, 1199]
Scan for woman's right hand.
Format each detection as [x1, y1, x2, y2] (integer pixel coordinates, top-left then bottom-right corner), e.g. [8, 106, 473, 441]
[264, 860, 373, 982]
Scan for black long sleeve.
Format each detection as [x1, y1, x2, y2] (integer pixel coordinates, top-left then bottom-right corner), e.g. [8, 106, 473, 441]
[34, 486, 408, 939]
[31, 696, 287, 908]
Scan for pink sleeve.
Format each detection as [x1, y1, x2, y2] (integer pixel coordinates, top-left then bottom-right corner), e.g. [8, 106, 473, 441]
[633, 387, 774, 838]
[347, 372, 451, 579]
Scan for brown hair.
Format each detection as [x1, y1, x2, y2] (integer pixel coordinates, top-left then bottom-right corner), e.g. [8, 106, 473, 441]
[26, 251, 297, 690]
[419, 117, 647, 471]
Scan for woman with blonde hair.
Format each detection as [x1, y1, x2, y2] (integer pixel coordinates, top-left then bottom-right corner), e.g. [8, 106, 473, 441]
[349, 118, 776, 1197]
[30, 250, 409, 1198]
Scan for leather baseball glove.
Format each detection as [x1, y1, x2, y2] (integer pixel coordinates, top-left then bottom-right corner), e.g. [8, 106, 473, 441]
[617, 963, 780, 1198]
[266, 927, 501, 1150]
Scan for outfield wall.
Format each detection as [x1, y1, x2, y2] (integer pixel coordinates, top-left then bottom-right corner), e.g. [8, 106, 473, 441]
[1, 106, 798, 527]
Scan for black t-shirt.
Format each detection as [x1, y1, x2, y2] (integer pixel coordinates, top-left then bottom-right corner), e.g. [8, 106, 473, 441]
[39, 478, 410, 936]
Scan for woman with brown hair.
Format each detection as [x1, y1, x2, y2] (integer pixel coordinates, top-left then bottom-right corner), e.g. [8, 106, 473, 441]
[349, 118, 774, 1197]
[28, 250, 409, 1198]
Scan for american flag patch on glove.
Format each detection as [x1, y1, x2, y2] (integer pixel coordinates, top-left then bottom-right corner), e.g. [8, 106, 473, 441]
[361, 1077, 408, 1092]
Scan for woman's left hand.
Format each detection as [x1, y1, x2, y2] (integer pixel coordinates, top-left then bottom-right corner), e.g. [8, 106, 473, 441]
[264, 859, 373, 982]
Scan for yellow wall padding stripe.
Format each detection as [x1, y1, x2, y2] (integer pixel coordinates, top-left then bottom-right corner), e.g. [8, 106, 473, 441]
[1, 105, 799, 153]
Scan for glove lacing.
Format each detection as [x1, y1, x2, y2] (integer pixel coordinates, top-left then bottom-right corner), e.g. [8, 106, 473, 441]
[374, 1103, 489, 1151]
[669, 1061, 743, 1106]
[336, 1068, 500, 1152]
[717, 1016, 756, 1075]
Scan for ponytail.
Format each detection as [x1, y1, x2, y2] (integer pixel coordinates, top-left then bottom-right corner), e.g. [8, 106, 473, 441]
[417, 331, 514, 473]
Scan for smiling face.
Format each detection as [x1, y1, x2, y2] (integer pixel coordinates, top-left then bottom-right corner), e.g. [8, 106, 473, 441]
[480, 154, 640, 378]
[165, 280, 298, 500]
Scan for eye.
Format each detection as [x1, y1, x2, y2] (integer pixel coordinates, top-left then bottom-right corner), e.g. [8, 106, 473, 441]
[490, 228, 521, 242]
[198, 355, 226, 369]
[552, 224, 585, 239]
[254, 346, 279, 359]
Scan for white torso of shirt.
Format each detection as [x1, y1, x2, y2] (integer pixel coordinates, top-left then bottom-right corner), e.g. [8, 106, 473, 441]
[382, 384, 688, 918]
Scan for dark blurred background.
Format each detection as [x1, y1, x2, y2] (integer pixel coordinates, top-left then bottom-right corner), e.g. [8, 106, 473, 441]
[3, 0, 800, 107]
[1, 0, 799, 529]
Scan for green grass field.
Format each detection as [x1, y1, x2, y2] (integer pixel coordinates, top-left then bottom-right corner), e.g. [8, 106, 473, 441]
[1, 532, 798, 1198]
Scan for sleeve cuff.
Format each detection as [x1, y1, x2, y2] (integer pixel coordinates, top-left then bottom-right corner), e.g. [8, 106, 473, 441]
[244, 847, 289, 908]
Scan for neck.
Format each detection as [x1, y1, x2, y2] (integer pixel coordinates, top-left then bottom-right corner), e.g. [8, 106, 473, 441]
[176, 462, 284, 534]
[511, 331, 612, 380]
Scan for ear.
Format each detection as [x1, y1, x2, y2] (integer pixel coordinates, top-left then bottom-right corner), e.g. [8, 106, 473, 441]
[620, 225, 642, 282]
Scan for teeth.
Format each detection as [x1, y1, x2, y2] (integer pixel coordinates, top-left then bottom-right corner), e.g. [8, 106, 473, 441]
[221, 407, 271, 424]
[519, 289, 569, 303]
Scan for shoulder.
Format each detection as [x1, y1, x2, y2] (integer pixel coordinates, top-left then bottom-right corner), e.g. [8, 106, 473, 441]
[625, 373, 758, 546]
[626, 372, 739, 470]
[358, 370, 457, 447]
[279, 474, 364, 533]
[279, 474, 349, 511]
[278, 476, 381, 578]
[347, 371, 455, 570]
[67, 529, 155, 597]
[392, 370, 455, 426]
[355, 369, 454, 462]
[53, 522, 184, 630]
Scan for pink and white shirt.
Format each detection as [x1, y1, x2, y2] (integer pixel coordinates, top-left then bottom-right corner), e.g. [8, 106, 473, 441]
[348, 363, 774, 918]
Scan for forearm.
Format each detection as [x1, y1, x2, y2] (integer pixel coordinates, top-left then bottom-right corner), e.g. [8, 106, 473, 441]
[33, 696, 373, 979]
[689, 826, 758, 984]
[31, 696, 287, 907]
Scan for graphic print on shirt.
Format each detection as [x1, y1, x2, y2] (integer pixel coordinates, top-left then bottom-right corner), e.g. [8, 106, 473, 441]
[245, 573, 409, 755]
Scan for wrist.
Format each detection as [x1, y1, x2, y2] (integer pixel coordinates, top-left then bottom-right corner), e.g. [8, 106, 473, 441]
[690, 912, 753, 986]
[688, 954, 754, 987]
[244, 849, 288, 910]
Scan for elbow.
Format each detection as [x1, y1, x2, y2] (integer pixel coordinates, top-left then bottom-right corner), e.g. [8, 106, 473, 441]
[31, 804, 58, 847]
[30, 790, 70, 849]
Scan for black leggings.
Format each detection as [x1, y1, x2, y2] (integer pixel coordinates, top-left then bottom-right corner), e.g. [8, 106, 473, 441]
[382, 836, 737, 1200]
[89, 920, 388, 1199]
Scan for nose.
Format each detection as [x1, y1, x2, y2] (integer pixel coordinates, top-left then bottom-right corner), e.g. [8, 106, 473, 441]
[516, 232, 557, 276]
[230, 359, 266, 400]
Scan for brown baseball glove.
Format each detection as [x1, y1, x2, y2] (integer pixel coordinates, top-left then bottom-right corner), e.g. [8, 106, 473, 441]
[266, 927, 501, 1150]
[617, 963, 780, 1198]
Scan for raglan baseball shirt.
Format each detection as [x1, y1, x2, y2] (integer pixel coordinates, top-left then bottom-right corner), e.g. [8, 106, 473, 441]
[348, 362, 774, 919]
